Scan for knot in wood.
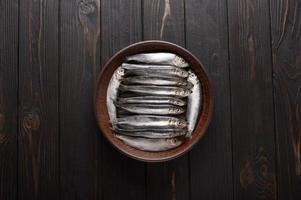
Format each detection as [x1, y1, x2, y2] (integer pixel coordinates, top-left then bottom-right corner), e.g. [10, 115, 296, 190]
[240, 161, 255, 189]
[22, 110, 40, 131]
[78, 0, 95, 15]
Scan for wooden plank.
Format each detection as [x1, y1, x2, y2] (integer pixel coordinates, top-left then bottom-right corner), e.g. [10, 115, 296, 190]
[228, 0, 277, 199]
[270, 0, 301, 199]
[185, 0, 233, 199]
[60, 0, 100, 199]
[143, 1, 189, 200]
[100, 1, 146, 200]
[0, 0, 18, 199]
[18, 0, 59, 199]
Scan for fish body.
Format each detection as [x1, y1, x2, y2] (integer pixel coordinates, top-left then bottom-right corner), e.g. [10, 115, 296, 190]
[122, 76, 191, 87]
[125, 53, 189, 68]
[186, 71, 201, 137]
[115, 134, 183, 151]
[118, 96, 186, 106]
[119, 84, 191, 98]
[112, 127, 185, 133]
[114, 115, 188, 129]
[124, 68, 189, 78]
[113, 128, 187, 139]
[106, 67, 125, 123]
[116, 103, 185, 115]
[121, 63, 181, 70]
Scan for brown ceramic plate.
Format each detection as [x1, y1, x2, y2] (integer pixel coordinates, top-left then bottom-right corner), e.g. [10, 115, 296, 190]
[94, 40, 213, 162]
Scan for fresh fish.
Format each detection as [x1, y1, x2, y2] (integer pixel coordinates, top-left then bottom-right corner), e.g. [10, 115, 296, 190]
[119, 84, 191, 98]
[186, 71, 201, 137]
[112, 127, 185, 133]
[115, 103, 185, 115]
[122, 76, 192, 87]
[124, 68, 189, 78]
[121, 63, 181, 70]
[106, 67, 125, 123]
[113, 128, 187, 139]
[114, 134, 183, 151]
[125, 53, 189, 68]
[114, 115, 188, 129]
[118, 96, 186, 106]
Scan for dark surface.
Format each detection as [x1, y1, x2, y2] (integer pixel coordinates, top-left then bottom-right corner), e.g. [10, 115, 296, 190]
[0, 0, 300, 199]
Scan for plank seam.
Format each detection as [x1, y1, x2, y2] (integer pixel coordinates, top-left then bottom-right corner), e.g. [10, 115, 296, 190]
[58, 0, 62, 199]
[225, 0, 235, 199]
[17, 0, 20, 199]
[267, 0, 279, 199]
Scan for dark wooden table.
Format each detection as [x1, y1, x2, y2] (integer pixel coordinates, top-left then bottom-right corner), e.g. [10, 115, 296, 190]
[1, 0, 300, 199]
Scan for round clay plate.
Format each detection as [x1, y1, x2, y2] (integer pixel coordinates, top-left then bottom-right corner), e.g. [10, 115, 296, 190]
[94, 40, 213, 162]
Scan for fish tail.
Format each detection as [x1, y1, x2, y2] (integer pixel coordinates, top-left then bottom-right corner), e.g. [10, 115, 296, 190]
[118, 84, 127, 91]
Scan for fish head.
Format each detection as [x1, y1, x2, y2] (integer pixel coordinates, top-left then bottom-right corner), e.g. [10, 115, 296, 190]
[168, 107, 184, 114]
[173, 56, 189, 68]
[169, 119, 188, 128]
[115, 67, 125, 80]
[176, 119, 188, 128]
[174, 69, 189, 78]
[176, 89, 192, 97]
[172, 99, 186, 106]
[187, 71, 199, 85]
[166, 138, 182, 147]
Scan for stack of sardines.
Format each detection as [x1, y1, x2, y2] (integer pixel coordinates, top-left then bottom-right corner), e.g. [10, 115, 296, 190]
[106, 52, 201, 152]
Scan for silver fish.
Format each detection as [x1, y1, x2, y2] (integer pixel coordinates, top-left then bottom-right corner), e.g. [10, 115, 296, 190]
[186, 71, 201, 137]
[115, 134, 183, 151]
[114, 115, 188, 129]
[106, 67, 125, 123]
[125, 53, 189, 68]
[118, 96, 186, 106]
[112, 127, 185, 133]
[119, 84, 191, 98]
[124, 68, 189, 78]
[113, 128, 187, 139]
[115, 103, 185, 115]
[122, 76, 191, 87]
[121, 63, 181, 70]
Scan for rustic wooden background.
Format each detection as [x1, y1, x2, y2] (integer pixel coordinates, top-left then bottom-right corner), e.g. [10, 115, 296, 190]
[0, 0, 301, 199]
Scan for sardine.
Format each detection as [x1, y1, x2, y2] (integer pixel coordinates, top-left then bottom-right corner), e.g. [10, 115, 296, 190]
[119, 84, 191, 98]
[112, 127, 185, 133]
[124, 68, 189, 78]
[121, 63, 181, 70]
[122, 76, 191, 87]
[118, 96, 186, 106]
[106, 67, 125, 123]
[115, 134, 183, 151]
[125, 53, 189, 68]
[186, 71, 201, 137]
[113, 128, 187, 139]
[114, 115, 188, 129]
[115, 103, 185, 115]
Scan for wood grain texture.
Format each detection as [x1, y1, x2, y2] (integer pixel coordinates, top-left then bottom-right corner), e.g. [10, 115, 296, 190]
[270, 0, 301, 199]
[60, 0, 100, 199]
[18, 0, 59, 199]
[0, 0, 18, 199]
[100, 1, 146, 200]
[185, 0, 233, 199]
[228, 0, 277, 199]
[143, 1, 189, 199]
